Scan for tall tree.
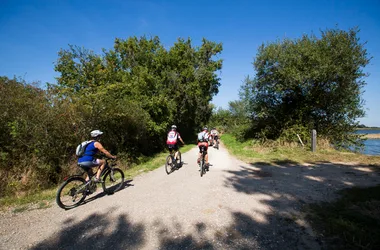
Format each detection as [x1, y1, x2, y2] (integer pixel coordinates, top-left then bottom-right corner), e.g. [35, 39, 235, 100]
[241, 27, 370, 146]
[54, 36, 223, 147]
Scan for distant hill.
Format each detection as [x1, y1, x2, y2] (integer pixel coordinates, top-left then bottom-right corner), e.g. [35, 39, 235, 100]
[356, 124, 380, 129]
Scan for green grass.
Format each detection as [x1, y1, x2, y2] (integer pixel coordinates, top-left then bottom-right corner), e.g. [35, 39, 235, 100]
[0, 188, 56, 212]
[221, 133, 380, 165]
[307, 185, 380, 250]
[0, 144, 196, 211]
[121, 144, 195, 179]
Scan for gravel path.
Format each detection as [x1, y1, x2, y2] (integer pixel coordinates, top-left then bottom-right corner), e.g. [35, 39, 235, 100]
[1, 144, 379, 250]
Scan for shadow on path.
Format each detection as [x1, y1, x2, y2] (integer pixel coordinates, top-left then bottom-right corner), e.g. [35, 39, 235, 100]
[70, 179, 134, 209]
[32, 211, 145, 250]
[220, 160, 380, 249]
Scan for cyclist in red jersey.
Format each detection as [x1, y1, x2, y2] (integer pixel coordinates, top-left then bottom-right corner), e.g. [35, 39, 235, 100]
[166, 125, 185, 160]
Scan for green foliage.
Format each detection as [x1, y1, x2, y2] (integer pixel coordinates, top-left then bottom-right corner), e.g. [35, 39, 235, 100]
[55, 36, 223, 143]
[0, 35, 223, 197]
[210, 99, 251, 140]
[277, 124, 310, 144]
[0, 77, 76, 195]
[240, 27, 370, 147]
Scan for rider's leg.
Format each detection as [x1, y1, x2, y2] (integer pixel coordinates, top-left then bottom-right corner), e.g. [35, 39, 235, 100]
[168, 145, 175, 163]
[84, 168, 92, 182]
[79, 163, 95, 182]
[95, 159, 106, 180]
[197, 144, 201, 164]
[174, 144, 179, 160]
[204, 142, 209, 166]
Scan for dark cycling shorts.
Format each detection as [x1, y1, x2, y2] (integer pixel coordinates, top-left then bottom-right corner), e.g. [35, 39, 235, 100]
[78, 159, 100, 176]
[167, 144, 179, 152]
[198, 142, 208, 153]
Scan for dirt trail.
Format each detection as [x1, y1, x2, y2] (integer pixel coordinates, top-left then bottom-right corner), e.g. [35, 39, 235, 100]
[1, 144, 379, 249]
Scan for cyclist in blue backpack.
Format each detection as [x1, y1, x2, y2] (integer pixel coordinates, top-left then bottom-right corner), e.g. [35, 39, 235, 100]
[78, 130, 117, 182]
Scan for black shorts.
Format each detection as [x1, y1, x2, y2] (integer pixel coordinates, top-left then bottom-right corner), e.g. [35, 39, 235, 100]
[198, 144, 208, 153]
[167, 144, 179, 152]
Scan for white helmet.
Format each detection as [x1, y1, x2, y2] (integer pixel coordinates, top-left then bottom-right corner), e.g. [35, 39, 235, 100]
[171, 125, 177, 130]
[90, 130, 103, 138]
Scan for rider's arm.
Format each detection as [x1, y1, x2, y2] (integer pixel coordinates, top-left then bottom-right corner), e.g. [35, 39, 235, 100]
[179, 137, 185, 145]
[94, 142, 116, 159]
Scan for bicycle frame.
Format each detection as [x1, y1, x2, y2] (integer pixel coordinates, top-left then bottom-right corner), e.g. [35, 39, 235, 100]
[57, 157, 124, 209]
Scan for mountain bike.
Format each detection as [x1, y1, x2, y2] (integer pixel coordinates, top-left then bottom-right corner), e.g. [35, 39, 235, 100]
[199, 146, 207, 177]
[56, 158, 124, 209]
[165, 148, 182, 174]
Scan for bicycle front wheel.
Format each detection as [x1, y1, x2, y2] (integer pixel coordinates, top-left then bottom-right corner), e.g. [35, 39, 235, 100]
[165, 155, 174, 174]
[102, 168, 125, 194]
[176, 151, 182, 167]
[56, 177, 87, 209]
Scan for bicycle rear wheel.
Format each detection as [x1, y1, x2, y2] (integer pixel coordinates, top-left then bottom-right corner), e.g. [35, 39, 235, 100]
[56, 177, 87, 209]
[165, 155, 174, 174]
[200, 159, 204, 177]
[102, 168, 125, 194]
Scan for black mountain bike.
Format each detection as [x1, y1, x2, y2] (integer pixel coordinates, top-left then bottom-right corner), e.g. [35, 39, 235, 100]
[165, 149, 182, 174]
[56, 158, 124, 209]
[199, 146, 208, 177]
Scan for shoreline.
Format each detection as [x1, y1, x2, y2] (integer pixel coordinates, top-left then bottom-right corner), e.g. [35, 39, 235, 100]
[360, 133, 380, 139]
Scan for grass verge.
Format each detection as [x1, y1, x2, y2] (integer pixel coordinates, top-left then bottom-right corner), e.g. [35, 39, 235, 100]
[306, 185, 380, 250]
[0, 144, 196, 211]
[0, 189, 56, 212]
[221, 133, 380, 165]
[121, 144, 195, 179]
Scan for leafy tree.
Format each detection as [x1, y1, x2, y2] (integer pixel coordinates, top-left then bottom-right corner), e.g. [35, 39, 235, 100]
[240, 27, 370, 146]
[55, 36, 223, 146]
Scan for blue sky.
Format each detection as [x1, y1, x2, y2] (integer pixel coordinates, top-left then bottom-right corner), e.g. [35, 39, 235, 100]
[1, 0, 379, 126]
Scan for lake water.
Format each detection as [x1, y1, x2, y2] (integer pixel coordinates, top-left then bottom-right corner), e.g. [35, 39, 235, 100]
[355, 129, 380, 156]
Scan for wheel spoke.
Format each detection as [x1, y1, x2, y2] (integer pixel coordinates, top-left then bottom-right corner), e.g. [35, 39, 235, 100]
[102, 168, 124, 194]
[56, 177, 87, 209]
[165, 155, 174, 174]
